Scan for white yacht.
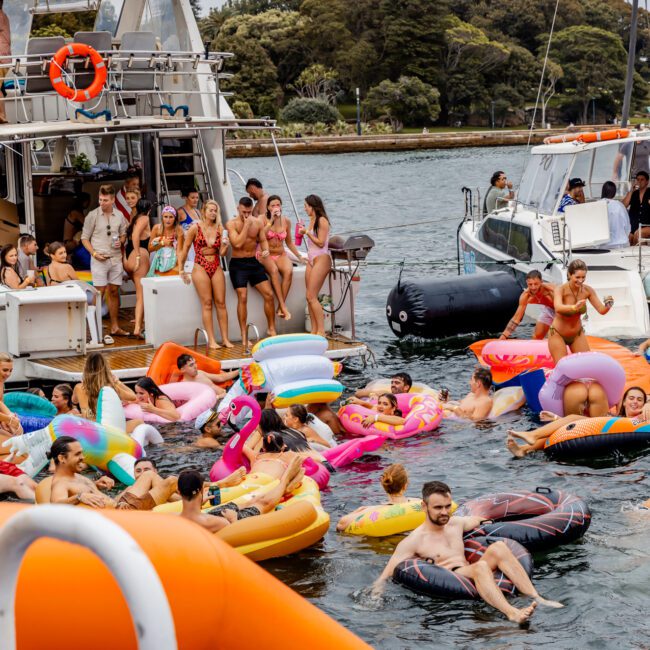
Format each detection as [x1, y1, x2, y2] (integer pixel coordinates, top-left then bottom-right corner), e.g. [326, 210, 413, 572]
[459, 129, 650, 338]
[0, 0, 373, 386]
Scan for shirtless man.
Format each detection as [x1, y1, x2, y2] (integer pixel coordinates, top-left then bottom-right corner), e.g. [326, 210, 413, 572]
[440, 367, 493, 421]
[372, 481, 563, 623]
[49, 436, 117, 508]
[179, 456, 303, 533]
[500, 270, 556, 340]
[353, 372, 413, 402]
[114, 458, 179, 510]
[225, 197, 278, 348]
[176, 353, 239, 398]
[193, 408, 224, 449]
[245, 178, 269, 217]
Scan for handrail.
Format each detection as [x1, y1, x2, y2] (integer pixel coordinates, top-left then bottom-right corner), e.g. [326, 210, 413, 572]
[0, 505, 176, 649]
[270, 131, 301, 222]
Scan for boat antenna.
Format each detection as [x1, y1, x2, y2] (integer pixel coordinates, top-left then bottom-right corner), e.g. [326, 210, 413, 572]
[526, 0, 561, 149]
[621, 0, 639, 128]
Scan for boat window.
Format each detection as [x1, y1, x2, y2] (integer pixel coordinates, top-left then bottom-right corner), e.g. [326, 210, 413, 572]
[95, 0, 125, 35]
[140, 0, 189, 51]
[507, 222, 532, 261]
[570, 150, 592, 195]
[632, 140, 650, 181]
[478, 218, 510, 255]
[5, 0, 34, 56]
[517, 153, 572, 214]
[591, 144, 630, 199]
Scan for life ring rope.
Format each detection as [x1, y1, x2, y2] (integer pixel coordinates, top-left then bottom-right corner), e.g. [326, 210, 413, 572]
[49, 43, 107, 104]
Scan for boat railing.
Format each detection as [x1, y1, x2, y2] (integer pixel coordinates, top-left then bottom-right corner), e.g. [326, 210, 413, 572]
[461, 186, 482, 229]
[0, 48, 240, 125]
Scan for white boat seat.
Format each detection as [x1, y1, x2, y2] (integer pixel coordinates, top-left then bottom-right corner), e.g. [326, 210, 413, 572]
[72, 31, 112, 91]
[24, 37, 66, 94]
[118, 32, 157, 91]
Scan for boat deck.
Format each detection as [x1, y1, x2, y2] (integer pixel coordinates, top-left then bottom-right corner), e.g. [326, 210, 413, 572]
[26, 333, 367, 382]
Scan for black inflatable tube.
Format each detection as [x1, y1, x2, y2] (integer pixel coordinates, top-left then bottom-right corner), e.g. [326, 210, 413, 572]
[544, 430, 650, 460]
[393, 537, 533, 600]
[386, 271, 521, 339]
[455, 488, 591, 553]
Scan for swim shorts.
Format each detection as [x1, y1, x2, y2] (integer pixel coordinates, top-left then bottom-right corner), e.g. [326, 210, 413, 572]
[209, 501, 261, 520]
[116, 491, 156, 511]
[0, 460, 24, 477]
[228, 256, 268, 290]
[537, 305, 555, 326]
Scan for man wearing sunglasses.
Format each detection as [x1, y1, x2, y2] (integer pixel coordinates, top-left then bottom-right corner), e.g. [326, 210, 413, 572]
[484, 170, 514, 215]
[81, 184, 128, 341]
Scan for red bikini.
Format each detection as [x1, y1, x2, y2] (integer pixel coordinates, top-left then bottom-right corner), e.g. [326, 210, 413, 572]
[193, 225, 220, 278]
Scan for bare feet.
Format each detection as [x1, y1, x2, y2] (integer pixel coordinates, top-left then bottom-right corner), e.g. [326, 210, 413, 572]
[278, 307, 291, 320]
[208, 342, 221, 350]
[508, 601, 537, 624]
[507, 428, 536, 446]
[536, 596, 564, 608]
[220, 467, 246, 487]
[221, 340, 235, 349]
[540, 410, 559, 422]
[267, 329, 277, 338]
[506, 436, 528, 459]
[286, 467, 305, 494]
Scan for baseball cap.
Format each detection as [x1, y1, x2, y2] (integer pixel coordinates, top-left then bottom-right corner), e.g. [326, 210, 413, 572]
[194, 408, 218, 432]
[568, 178, 585, 189]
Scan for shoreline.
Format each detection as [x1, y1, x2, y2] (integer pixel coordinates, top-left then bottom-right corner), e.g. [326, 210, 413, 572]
[226, 126, 608, 157]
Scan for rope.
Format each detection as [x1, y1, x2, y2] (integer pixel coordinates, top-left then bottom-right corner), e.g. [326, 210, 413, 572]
[52, 55, 107, 116]
[335, 216, 454, 236]
[526, 0, 561, 149]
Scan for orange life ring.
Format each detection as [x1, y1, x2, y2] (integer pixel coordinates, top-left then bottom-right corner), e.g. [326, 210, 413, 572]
[49, 43, 107, 102]
[543, 128, 631, 145]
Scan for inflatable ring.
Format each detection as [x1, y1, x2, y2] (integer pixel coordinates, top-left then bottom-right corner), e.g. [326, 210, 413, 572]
[538, 352, 626, 417]
[338, 393, 442, 440]
[50, 43, 107, 102]
[393, 537, 532, 600]
[456, 487, 591, 552]
[544, 416, 650, 460]
[5, 392, 56, 418]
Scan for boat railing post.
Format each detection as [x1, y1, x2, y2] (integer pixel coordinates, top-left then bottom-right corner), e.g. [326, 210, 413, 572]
[270, 131, 300, 222]
[0, 506, 177, 650]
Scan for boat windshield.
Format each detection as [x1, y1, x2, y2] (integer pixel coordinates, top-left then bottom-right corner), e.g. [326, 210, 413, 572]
[570, 142, 633, 200]
[140, 0, 191, 51]
[5, 0, 34, 56]
[517, 153, 572, 214]
[95, 0, 125, 35]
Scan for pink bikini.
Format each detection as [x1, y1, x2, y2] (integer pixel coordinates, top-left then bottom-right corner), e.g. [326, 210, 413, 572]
[256, 227, 288, 261]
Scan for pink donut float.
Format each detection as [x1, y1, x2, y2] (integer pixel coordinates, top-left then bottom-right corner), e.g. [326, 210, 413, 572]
[538, 352, 626, 417]
[124, 381, 216, 423]
[338, 393, 442, 440]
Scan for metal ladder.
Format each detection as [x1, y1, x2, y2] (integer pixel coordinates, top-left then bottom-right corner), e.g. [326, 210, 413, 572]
[157, 130, 214, 205]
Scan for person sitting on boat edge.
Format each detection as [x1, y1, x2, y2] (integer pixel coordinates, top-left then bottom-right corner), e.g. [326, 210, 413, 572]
[246, 177, 269, 218]
[484, 170, 514, 215]
[0, 244, 36, 290]
[599, 181, 630, 249]
[558, 177, 585, 214]
[176, 353, 239, 398]
[179, 457, 303, 533]
[506, 385, 647, 458]
[439, 367, 493, 421]
[17, 234, 44, 285]
[354, 372, 413, 399]
[337, 463, 409, 531]
[500, 270, 555, 340]
[193, 408, 224, 449]
[371, 481, 563, 623]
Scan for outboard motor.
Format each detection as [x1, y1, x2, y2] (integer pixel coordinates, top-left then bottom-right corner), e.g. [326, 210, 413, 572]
[386, 271, 521, 339]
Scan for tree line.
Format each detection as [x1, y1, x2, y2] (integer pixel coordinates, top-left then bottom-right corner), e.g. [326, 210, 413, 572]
[199, 0, 650, 129]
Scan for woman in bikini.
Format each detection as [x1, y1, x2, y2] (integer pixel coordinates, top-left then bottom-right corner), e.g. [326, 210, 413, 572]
[298, 194, 331, 336]
[148, 206, 184, 277]
[360, 393, 407, 428]
[45, 241, 79, 284]
[336, 463, 410, 531]
[177, 187, 202, 230]
[123, 199, 152, 339]
[133, 377, 180, 422]
[257, 195, 305, 319]
[548, 259, 613, 363]
[506, 385, 648, 458]
[177, 199, 233, 349]
[51, 383, 80, 416]
[283, 403, 334, 450]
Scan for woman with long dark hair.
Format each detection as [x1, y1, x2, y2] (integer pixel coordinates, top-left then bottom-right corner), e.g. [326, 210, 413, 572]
[298, 194, 331, 336]
[123, 198, 152, 338]
[134, 377, 180, 422]
[0, 244, 36, 289]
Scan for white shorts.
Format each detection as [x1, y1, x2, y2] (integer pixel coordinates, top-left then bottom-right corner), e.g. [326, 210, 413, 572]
[90, 256, 124, 286]
[537, 305, 555, 326]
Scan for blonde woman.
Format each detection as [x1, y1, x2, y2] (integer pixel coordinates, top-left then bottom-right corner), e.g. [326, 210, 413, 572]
[177, 199, 233, 349]
[72, 352, 137, 430]
[148, 205, 184, 277]
[124, 187, 141, 222]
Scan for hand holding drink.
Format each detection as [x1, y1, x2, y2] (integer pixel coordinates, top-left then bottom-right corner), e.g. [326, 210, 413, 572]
[295, 220, 305, 245]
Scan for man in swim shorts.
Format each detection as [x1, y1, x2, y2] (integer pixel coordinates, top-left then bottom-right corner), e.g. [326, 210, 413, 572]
[176, 353, 239, 398]
[500, 270, 556, 340]
[225, 197, 277, 348]
[179, 456, 304, 533]
[440, 367, 493, 421]
[372, 480, 563, 623]
[115, 458, 179, 510]
[49, 436, 117, 508]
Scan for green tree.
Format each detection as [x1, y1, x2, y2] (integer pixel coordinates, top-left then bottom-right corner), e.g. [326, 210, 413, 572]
[550, 25, 627, 123]
[290, 64, 339, 103]
[31, 24, 70, 38]
[364, 76, 441, 131]
[280, 98, 341, 124]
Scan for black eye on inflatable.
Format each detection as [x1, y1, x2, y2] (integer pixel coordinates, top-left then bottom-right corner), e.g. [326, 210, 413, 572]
[566, 423, 576, 431]
[386, 305, 392, 317]
[399, 311, 408, 322]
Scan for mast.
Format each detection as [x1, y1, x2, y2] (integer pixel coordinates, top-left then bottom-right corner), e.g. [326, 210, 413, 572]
[621, 0, 639, 127]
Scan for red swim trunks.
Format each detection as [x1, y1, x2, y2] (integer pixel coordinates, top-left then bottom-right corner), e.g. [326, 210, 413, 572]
[0, 460, 24, 477]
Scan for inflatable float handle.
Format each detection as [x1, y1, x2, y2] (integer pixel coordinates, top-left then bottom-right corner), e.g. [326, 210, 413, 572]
[535, 486, 552, 494]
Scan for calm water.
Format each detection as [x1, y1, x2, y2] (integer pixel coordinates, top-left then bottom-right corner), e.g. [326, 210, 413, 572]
[152, 147, 650, 649]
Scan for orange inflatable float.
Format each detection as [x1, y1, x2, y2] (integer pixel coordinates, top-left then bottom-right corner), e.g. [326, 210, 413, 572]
[147, 340, 233, 388]
[0, 503, 369, 649]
